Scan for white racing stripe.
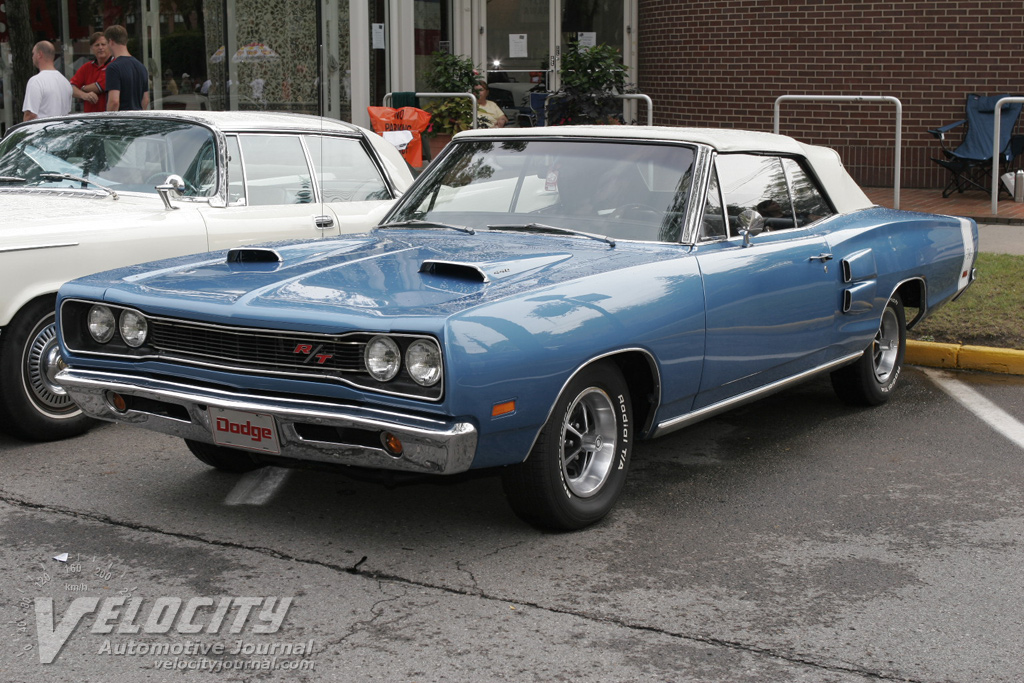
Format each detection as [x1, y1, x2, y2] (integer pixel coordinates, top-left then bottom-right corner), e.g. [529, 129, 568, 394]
[924, 368, 1024, 450]
[224, 467, 292, 506]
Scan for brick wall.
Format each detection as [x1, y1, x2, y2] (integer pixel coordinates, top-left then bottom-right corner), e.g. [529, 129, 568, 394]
[638, 0, 1024, 188]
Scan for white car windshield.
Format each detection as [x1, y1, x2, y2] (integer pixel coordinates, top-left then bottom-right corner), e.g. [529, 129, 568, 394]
[390, 139, 696, 243]
[0, 117, 217, 197]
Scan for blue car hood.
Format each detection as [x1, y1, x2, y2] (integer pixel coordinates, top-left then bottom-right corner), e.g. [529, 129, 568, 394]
[79, 231, 685, 323]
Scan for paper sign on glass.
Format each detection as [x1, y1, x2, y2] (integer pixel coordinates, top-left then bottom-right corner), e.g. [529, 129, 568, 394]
[509, 34, 528, 59]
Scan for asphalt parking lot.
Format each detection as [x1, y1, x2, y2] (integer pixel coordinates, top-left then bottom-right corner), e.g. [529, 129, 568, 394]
[2, 364, 1023, 682]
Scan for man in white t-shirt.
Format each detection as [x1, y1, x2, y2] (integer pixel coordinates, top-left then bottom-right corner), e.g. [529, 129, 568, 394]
[23, 41, 72, 121]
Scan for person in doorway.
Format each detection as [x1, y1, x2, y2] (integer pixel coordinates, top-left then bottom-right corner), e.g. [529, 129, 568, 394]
[163, 69, 179, 96]
[474, 80, 507, 128]
[70, 32, 111, 113]
[104, 25, 149, 111]
[22, 41, 72, 121]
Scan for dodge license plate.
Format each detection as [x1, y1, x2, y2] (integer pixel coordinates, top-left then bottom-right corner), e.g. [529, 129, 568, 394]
[209, 407, 281, 454]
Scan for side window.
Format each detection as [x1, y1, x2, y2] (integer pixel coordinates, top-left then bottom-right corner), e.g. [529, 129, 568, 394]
[237, 135, 313, 206]
[226, 136, 245, 205]
[180, 138, 217, 197]
[716, 154, 795, 232]
[304, 135, 391, 202]
[700, 167, 727, 240]
[782, 158, 834, 227]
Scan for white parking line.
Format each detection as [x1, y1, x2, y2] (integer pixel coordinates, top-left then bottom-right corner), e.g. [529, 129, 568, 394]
[224, 467, 291, 506]
[924, 368, 1024, 450]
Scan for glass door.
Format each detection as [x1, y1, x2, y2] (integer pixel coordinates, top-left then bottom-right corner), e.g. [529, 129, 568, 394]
[481, 0, 629, 116]
[484, 0, 553, 111]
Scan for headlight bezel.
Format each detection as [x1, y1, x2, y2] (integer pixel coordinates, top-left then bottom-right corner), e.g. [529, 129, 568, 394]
[405, 338, 442, 387]
[86, 305, 116, 344]
[118, 309, 149, 348]
[364, 335, 402, 382]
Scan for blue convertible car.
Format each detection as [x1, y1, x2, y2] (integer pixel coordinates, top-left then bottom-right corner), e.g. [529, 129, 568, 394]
[55, 127, 978, 529]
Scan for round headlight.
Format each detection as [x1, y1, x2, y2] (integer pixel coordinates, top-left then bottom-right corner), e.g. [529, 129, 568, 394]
[119, 309, 148, 348]
[405, 339, 442, 387]
[364, 336, 401, 382]
[87, 305, 116, 343]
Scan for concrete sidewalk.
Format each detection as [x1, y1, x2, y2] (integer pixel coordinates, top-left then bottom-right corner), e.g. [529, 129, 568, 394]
[904, 221, 1024, 375]
[978, 223, 1024, 255]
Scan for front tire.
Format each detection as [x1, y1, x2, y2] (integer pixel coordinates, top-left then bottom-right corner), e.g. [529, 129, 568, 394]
[831, 293, 906, 406]
[0, 298, 95, 441]
[185, 439, 266, 473]
[502, 361, 633, 531]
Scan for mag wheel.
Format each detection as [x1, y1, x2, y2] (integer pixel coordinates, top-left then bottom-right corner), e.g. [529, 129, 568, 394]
[502, 361, 632, 531]
[0, 298, 94, 441]
[831, 293, 906, 406]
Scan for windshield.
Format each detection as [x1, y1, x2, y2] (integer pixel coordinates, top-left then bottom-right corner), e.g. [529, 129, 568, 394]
[390, 139, 696, 243]
[0, 117, 218, 197]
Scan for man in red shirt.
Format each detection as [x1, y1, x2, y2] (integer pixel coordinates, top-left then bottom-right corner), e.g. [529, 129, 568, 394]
[70, 32, 110, 112]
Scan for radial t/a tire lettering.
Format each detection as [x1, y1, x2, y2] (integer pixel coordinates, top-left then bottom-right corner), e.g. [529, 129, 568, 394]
[831, 293, 906, 407]
[0, 298, 95, 441]
[501, 361, 633, 531]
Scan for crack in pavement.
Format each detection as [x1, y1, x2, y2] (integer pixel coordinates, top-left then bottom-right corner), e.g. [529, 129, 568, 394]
[0, 493, 925, 682]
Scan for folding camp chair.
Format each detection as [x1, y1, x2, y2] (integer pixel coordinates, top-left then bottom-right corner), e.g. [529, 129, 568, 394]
[929, 94, 1024, 198]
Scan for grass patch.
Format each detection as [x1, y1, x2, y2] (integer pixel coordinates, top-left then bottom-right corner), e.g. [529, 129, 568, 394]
[909, 252, 1024, 350]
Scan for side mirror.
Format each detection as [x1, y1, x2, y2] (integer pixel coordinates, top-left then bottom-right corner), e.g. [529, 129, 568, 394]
[737, 209, 765, 247]
[156, 174, 186, 210]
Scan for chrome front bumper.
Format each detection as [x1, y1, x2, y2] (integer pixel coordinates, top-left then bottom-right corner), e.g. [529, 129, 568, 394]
[56, 369, 478, 474]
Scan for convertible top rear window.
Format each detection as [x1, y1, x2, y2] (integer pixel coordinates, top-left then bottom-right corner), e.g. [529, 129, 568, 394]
[392, 139, 696, 243]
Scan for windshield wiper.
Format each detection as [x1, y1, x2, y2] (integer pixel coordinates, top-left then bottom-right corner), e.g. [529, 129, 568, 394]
[488, 222, 615, 248]
[0, 176, 27, 183]
[38, 172, 118, 199]
[376, 219, 476, 235]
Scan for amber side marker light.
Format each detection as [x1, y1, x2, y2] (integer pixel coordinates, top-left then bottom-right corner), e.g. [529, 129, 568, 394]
[492, 400, 516, 417]
[381, 432, 404, 457]
[106, 391, 127, 413]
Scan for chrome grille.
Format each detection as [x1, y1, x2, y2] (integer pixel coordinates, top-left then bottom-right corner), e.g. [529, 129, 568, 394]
[148, 319, 367, 376]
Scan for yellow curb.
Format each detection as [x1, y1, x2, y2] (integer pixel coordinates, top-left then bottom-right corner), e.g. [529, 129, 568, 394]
[906, 340, 1024, 375]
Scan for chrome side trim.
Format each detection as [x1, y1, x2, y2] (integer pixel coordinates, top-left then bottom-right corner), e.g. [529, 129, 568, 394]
[651, 351, 862, 438]
[56, 368, 477, 475]
[0, 242, 79, 254]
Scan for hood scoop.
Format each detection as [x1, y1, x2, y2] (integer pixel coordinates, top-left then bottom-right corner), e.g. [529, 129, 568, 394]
[420, 260, 488, 283]
[226, 247, 284, 272]
[419, 253, 574, 284]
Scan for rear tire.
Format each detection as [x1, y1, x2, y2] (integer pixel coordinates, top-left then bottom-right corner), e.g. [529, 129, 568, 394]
[831, 293, 906, 406]
[0, 298, 95, 441]
[185, 439, 265, 473]
[502, 361, 632, 531]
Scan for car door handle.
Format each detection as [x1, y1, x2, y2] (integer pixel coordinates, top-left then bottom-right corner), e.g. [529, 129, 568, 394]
[808, 253, 834, 262]
[314, 215, 335, 230]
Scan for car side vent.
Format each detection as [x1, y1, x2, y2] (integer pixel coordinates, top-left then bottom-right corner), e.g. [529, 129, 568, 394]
[226, 248, 282, 264]
[419, 260, 488, 283]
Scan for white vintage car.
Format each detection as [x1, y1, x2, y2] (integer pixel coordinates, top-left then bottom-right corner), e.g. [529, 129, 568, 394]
[0, 111, 414, 442]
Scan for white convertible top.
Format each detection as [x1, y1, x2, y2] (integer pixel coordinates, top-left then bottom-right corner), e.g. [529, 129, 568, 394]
[455, 126, 874, 214]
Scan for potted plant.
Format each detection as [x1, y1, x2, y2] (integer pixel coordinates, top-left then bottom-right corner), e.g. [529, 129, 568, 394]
[423, 51, 480, 149]
[547, 42, 635, 126]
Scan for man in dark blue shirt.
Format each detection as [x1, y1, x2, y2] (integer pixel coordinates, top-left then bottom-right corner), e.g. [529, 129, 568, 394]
[103, 25, 149, 111]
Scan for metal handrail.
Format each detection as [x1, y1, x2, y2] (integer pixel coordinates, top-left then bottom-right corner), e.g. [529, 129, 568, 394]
[774, 95, 903, 210]
[617, 94, 653, 126]
[991, 96, 1024, 215]
[383, 92, 479, 129]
